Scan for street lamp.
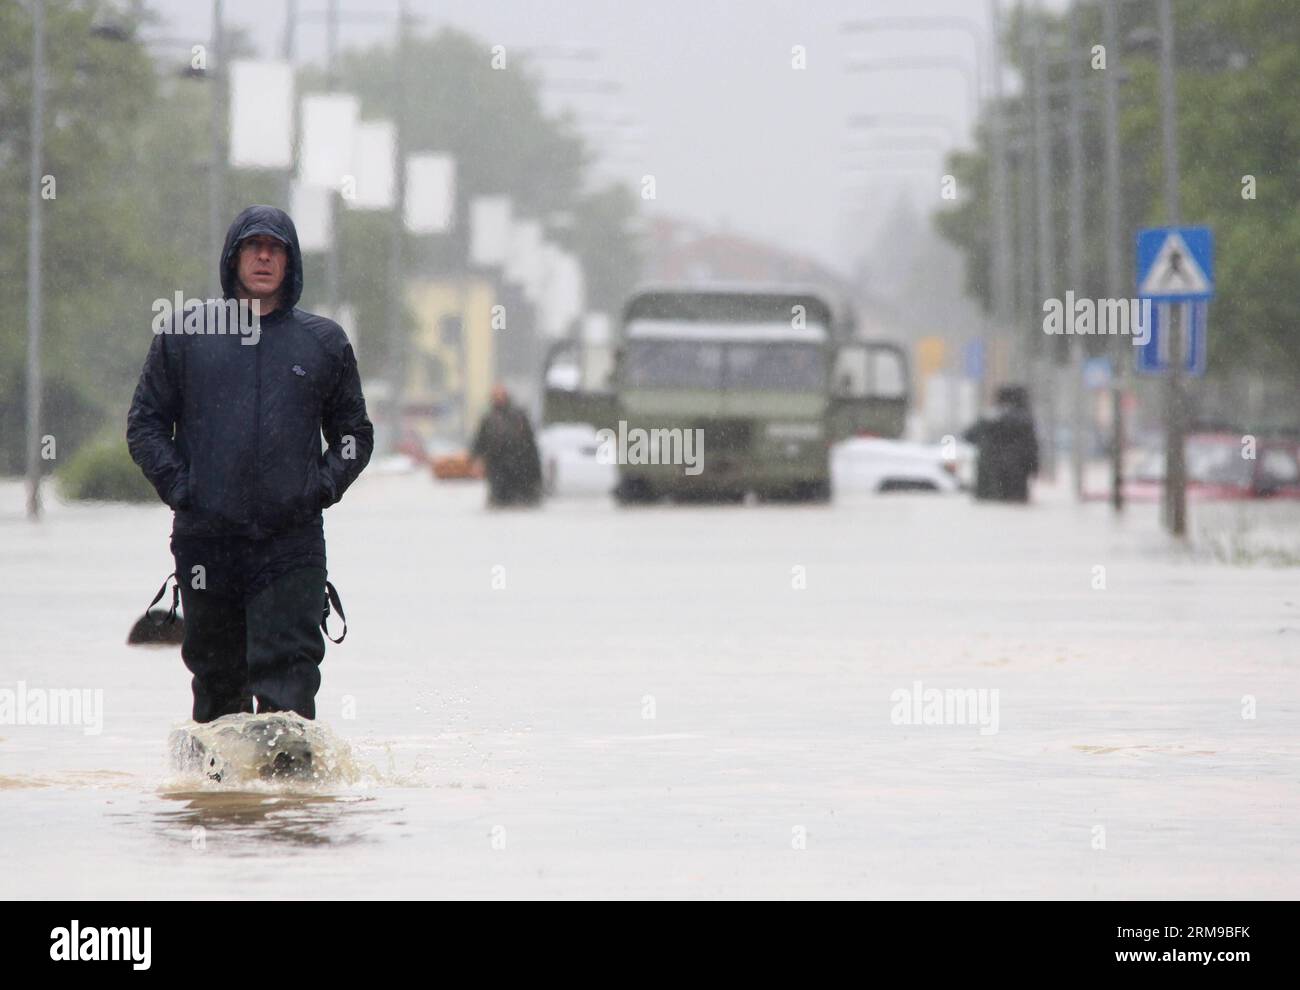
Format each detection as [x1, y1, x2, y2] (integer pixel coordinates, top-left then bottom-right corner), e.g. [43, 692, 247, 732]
[840, 15, 986, 99]
[842, 11, 1011, 386]
[846, 112, 962, 148]
[844, 135, 953, 154]
[844, 56, 979, 124]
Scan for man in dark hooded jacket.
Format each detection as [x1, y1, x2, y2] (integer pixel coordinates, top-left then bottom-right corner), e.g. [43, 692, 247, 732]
[471, 384, 542, 507]
[127, 205, 373, 722]
[963, 385, 1039, 503]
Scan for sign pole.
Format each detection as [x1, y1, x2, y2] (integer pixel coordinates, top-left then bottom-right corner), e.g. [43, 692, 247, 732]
[1165, 302, 1185, 535]
[25, 0, 46, 521]
[1101, 0, 1125, 513]
[1157, 0, 1185, 537]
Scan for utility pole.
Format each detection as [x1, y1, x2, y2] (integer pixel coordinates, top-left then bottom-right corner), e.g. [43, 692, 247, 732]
[988, 0, 1016, 386]
[1066, 1, 1086, 500]
[1015, 137, 1035, 360]
[1157, 0, 1186, 536]
[208, 0, 226, 298]
[1101, 0, 1126, 512]
[281, 0, 297, 207]
[25, 0, 47, 521]
[324, 0, 340, 315]
[1031, 7, 1057, 479]
[386, 0, 409, 450]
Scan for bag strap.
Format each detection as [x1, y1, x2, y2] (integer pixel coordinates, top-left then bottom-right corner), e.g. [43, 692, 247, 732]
[321, 580, 347, 644]
[146, 573, 181, 624]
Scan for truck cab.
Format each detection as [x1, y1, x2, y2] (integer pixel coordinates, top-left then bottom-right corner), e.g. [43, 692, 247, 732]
[542, 284, 909, 503]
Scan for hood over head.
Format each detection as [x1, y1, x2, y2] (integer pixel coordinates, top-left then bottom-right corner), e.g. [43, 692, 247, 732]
[220, 204, 304, 311]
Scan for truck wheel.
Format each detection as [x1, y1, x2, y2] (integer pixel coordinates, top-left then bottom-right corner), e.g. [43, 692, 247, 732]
[798, 480, 832, 503]
[614, 478, 657, 505]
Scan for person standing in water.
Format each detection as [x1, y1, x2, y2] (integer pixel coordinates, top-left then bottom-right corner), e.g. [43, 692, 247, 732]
[128, 205, 373, 722]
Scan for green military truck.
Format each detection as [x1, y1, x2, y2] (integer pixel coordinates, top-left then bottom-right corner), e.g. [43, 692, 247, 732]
[542, 284, 909, 503]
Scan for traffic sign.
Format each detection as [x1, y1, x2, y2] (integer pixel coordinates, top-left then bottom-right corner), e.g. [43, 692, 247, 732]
[1136, 300, 1207, 377]
[1082, 356, 1112, 390]
[1136, 226, 1214, 301]
[962, 339, 985, 381]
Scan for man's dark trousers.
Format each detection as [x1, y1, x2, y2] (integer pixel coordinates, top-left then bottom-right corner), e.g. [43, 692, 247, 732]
[173, 524, 327, 723]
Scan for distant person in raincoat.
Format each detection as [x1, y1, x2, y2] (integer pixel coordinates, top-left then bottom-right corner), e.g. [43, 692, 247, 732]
[962, 385, 1039, 503]
[471, 384, 543, 507]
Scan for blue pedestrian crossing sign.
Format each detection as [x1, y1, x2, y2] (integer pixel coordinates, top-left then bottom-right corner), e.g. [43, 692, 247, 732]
[1136, 300, 1208, 377]
[1136, 226, 1214, 301]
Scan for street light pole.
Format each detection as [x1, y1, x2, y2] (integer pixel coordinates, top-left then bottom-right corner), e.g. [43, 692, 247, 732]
[281, 0, 297, 207]
[844, 58, 979, 121]
[1157, 0, 1186, 536]
[1101, 0, 1126, 512]
[25, 0, 47, 522]
[846, 113, 962, 148]
[1066, 1, 1087, 501]
[840, 16, 986, 113]
[386, 0, 409, 451]
[845, 134, 955, 156]
[208, 0, 226, 298]
[842, 14, 1015, 392]
[324, 0, 340, 315]
[1031, 7, 1058, 480]
[988, 0, 1016, 387]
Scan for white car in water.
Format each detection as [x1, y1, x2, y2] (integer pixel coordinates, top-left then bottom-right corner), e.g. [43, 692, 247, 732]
[831, 437, 967, 494]
[538, 425, 966, 498]
[538, 423, 619, 497]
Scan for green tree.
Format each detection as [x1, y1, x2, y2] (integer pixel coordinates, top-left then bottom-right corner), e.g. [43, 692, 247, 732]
[1, 7, 639, 479]
[303, 27, 640, 371]
[0, 0, 163, 474]
[933, 0, 1300, 378]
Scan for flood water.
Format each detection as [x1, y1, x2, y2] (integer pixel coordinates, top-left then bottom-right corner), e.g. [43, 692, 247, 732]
[2, 473, 1297, 898]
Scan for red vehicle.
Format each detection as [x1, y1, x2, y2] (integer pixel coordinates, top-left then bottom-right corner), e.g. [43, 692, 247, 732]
[1119, 432, 1300, 502]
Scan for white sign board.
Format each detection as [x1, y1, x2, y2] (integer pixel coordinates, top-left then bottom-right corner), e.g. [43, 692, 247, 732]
[530, 241, 560, 307]
[348, 120, 396, 210]
[229, 60, 294, 169]
[469, 195, 513, 265]
[290, 181, 332, 253]
[540, 248, 585, 337]
[404, 154, 456, 233]
[581, 311, 610, 346]
[300, 93, 359, 189]
[505, 219, 543, 291]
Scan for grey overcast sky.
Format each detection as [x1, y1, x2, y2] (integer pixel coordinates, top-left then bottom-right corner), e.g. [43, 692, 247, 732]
[145, 0, 1059, 273]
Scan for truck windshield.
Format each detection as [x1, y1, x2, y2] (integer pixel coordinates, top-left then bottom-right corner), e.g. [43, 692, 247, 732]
[725, 343, 825, 391]
[622, 339, 825, 392]
[622, 340, 724, 389]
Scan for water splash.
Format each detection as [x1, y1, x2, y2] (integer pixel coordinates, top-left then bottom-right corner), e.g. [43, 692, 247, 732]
[167, 713, 365, 788]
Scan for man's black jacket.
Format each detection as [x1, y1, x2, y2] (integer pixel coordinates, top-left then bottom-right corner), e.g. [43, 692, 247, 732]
[127, 205, 373, 539]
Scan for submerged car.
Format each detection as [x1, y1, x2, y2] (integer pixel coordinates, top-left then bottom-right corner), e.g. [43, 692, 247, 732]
[1119, 432, 1300, 501]
[538, 423, 619, 497]
[831, 437, 966, 494]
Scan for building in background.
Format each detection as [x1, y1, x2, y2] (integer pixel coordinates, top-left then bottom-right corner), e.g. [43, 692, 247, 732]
[404, 278, 498, 447]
